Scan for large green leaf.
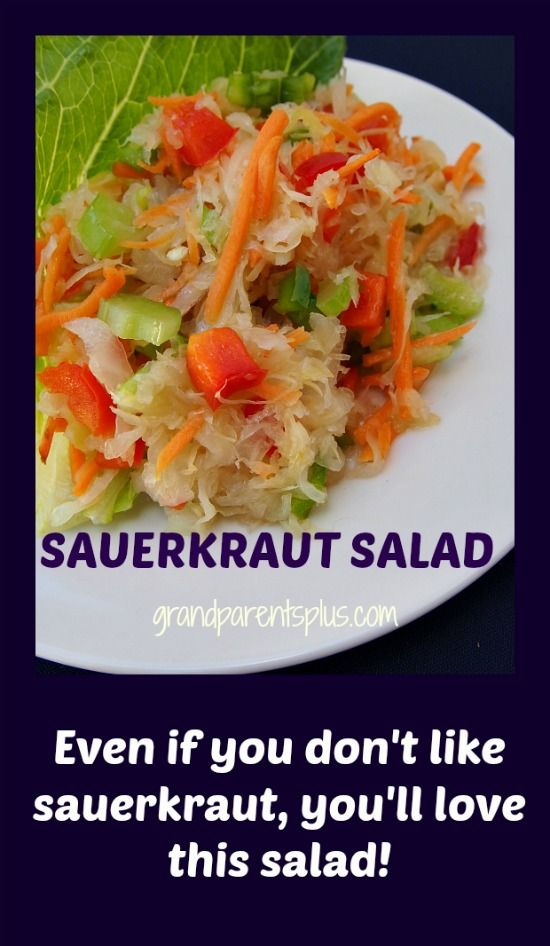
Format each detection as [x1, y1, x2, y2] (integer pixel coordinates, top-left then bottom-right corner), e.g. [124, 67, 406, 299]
[35, 34, 345, 219]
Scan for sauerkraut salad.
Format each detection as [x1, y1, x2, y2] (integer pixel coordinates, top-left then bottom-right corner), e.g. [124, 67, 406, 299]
[36, 71, 486, 532]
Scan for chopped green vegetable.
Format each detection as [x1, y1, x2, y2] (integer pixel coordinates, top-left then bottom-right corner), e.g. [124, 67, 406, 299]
[291, 462, 328, 520]
[275, 265, 315, 326]
[421, 263, 483, 320]
[316, 277, 352, 317]
[201, 206, 226, 250]
[226, 73, 253, 108]
[99, 294, 181, 346]
[282, 73, 316, 104]
[77, 193, 142, 259]
[412, 344, 453, 366]
[226, 70, 317, 113]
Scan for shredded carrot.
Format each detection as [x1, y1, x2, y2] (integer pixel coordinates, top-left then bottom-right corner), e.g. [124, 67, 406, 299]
[41, 227, 71, 312]
[121, 228, 178, 250]
[112, 161, 150, 180]
[363, 321, 477, 367]
[138, 152, 170, 175]
[291, 139, 314, 170]
[387, 211, 413, 397]
[50, 214, 66, 233]
[322, 185, 340, 209]
[160, 264, 194, 301]
[256, 134, 283, 220]
[148, 93, 200, 109]
[135, 192, 187, 226]
[73, 456, 100, 496]
[353, 399, 394, 446]
[443, 165, 484, 186]
[245, 379, 298, 403]
[204, 109, 289, 323]
[36, 267, 126, 337]
[337, 149, 380, 179]
[69, 444, 86, 481]
[265, 323, 280, 333]
[286, 326, 309, 348]
[348, 102, 400, 131]
[393, 189, 422, 205]
[413, 321, 477, 348]
[183, 175, 196, 189]
[317, 112, 361, 145]
[38, 417, 67, 463]
[413, 366, 430, 389]
[156, 413, 204, 476]
[409, 214, 454, 267]
[35, 237, 48, 272]
[360, 372, 388, 389]
[320, 131, 337, 153]
[452, 142, 481, 193]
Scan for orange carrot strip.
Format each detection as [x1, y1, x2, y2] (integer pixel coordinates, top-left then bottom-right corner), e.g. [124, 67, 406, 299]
[36, 267, 126, 337]
[409, 214, 454, 267]
[320, 131, 337, 153]
[413, 321, 476, 347]
[156, 413, 204, 476]
[413, 366, 430, 389]
[354, 399, 394, 446]
[38, 417, 67, 463]
[443, 165, 484, 186]
[387, 211, 413, 396]
[122, 229, 178, 250]
[291, 139, 314, 170]
[394, 189, 422, 205]
[348, 102, 400, 130]
[69, 444, 86, 481]
[286, 326, 309, 348]
[337, 149, 380, 179]
[317, 112, 361, 145]
[362, 348, 392, 368]
[50, 215, 66, 233]
[452, 142, 481, 192]
[360, 372, 388, 389]
[42, 227, 71, 312]
[256, 135, 283, 220]
[138, 152, 170, 175]
[265, 323, 280, 332]
[112, 161, 150, 180]
[135, 193, 187, 226]
[148, 93, 200, 109]
[204, 109, 289, 322]
[73, 456, 100, 496]
[185, 211, 200, 266]
[35, 237, 48, 272]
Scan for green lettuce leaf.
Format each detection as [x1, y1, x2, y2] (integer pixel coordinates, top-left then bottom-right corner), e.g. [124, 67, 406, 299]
[36, 34, 345, 218]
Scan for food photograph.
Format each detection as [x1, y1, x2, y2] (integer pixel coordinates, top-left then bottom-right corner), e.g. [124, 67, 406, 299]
[35, 34, 514, 674]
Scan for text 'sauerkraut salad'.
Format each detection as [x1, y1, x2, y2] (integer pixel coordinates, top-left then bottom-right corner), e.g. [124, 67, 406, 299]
[36, 71, 485, 531]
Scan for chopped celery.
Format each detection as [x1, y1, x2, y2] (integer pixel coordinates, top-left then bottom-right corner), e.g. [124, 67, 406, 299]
[117, 141, 145, 169]
[281, 73, 316, 104]
[77, 193, 143, 259]
[169, 334, 188, 352]
[135, 185, 151, 212]
[368, 318, 392, 350]
[252, 74, 282, 112]
[275, 266, 315, 326]
[134, 342, 158, 360]
[291, 463, 328, 520]
[227, 73, 254, 108]
[316, 277, 352, 317]
[421, 264, 483, 320]
[201, 206, 226, 250]
[412, 344, 453, 366]
[99, 294, 181, 346]
[288, 126, 312, 142]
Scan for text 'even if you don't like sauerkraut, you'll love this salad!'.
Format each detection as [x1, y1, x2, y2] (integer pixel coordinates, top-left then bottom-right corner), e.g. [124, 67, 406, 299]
[36, 39, 486, 532]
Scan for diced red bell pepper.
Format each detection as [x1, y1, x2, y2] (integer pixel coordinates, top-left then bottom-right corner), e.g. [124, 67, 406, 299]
[186, 328, 267, 410]
[339, 273, 387, 346]
[294, 152, 348, 188]
[337, 365, 360, 393]
[243, 397, 265, 418]
[96, 439, 146, 469]
[168, 104, 236, 167]
[38, 363, 116, 436]
[446, 223, 482, 269]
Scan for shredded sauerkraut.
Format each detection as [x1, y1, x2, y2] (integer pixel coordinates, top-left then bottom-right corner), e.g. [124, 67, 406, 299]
[36, 71, 486, 532]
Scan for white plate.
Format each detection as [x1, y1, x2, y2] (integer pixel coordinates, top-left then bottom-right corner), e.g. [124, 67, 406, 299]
[36, 56, 514, 674]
